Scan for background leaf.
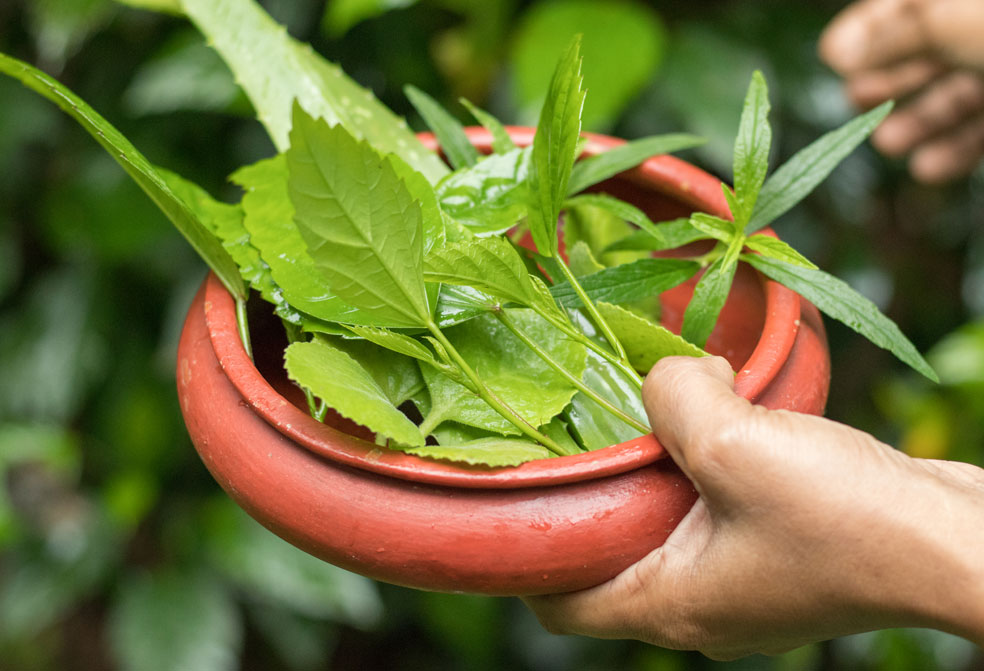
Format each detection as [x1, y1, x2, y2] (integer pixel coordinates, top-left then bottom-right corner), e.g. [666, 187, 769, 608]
[406, 437, 551, 467]
[435, 147, 531, 235]
[566, 133, 705, 195]
[405, 85, 479, 170]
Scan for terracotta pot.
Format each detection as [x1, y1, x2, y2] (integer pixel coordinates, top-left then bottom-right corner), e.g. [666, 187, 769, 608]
[176, 128, 830, 596]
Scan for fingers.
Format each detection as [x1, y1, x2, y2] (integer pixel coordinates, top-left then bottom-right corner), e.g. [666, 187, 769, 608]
[908, 114, 984, 183]
[820, 0, 931, 74]
[845, 58, 945, 109]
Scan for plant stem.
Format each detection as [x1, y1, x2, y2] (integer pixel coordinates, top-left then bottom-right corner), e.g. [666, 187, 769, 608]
[555, 258, 628, 364]
[282, 319, 322, 420]
[235, 296, 253, 361]
[425, 322, 572, 456]
[495, 310, 649, 434]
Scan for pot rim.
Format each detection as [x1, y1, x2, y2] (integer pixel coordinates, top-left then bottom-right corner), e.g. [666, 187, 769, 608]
[201, 128, 801, 490]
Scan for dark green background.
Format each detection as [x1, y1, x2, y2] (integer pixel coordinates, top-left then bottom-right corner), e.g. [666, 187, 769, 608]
[1, 0, 983, 669]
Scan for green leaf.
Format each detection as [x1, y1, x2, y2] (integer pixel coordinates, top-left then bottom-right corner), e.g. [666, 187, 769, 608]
[109, 569, 242, 671]
[344, 325, 465, 385]
[689, 212, 734, 243]
[287, 109, 430, 328]
[732, 70, 771, 224]
[327, 335, 424, 406]
[285, 340, 426, 445]
[436, 146, 531, 236]
[404, 85, 480, 170]
[681, 251, 739, 347]
[742, 254, 938, 381]
[424, 236, 536, 307]
[550, 258, 699, 308]
[434, 284, 497, 328]
[567, 133, 706, 195]
[459, 98, 516, 153]
[603, 218, 710, 253]
[323, 0, 419, 37]
[419, 310, 585, 436]
[527, 35, 586, 257]
[0, 52, 245, 299]
[564, 193, 663, 238]
[405, 437, 551, 467]
[117, 0, 183, 14]
[565, 353, 647, 451]
[567, 240, 605, 277]
[744, 234, 817, 270]
[181, 0, 448, 182]
[747, 101, 893, 233]
[597, 302, 706, 372]
[387, 152, 447, 252]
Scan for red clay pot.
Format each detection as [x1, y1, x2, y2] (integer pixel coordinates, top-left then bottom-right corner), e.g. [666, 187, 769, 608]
[176, 128, 830, 596]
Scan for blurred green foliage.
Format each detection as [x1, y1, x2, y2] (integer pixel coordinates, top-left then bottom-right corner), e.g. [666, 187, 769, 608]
[1, 0, 983, 669]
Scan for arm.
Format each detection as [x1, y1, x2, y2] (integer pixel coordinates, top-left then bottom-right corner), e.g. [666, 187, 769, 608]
[819, 0, 984, 183]
[523, 356, 984, 659]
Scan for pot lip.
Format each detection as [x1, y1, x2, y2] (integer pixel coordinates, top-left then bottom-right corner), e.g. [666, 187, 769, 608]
[199, 127, 802, 490]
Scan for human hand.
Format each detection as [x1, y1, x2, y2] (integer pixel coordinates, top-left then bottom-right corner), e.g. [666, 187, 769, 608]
[523, 356, 984, 659]
[819, 0, 984, 183]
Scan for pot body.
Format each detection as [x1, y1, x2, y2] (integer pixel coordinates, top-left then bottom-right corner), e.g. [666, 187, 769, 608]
[176, 128, 830, 595]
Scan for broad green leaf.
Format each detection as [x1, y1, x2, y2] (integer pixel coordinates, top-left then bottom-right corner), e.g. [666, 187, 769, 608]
[567, 240, 605, 277]
[527, 35, 586, 257]
[285, 340, 425, 445]
[231, 156, 372, 327]
[424, 236, 536, 307]
[565, 353, 647, 451]
[0, 52, 245, 299]
[510, 0, 665, 130]
[689, 212, 734, 243]
[541, 416, 584, 455]
[180, 0, 448, 182]
[550, 258, 700, 308]
[744, 234, 817, 270]
[747, 101, 893, 234]
[109, 569, 241, 671]
[459, 98, 516, 153]
[732, 70, 771, 224]
[419, 309, 585, 436]
[742, 254, 938, 381]
[436, 146, 531, 235]
[597, 302, 706, 372]
[327, 335, 424, 406]
[387, 152, 446, 252]
[405, 85, 480, 170]
[603, 218, 710, 253]
[434, 284, 497, 328]
[681, 251, 739, 347]
[344, 325, 465, 385]
[288, 110, 430, 328]
[566, 133, 706, 195]
[405, 437, 551, 467]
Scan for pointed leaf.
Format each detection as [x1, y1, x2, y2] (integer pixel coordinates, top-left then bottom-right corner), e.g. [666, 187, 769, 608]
[288, 109, 430, 328]
[550, 258, 700, 308]
[527, 36, 586, 256]
[0, 52, 245, 299]
[181, 0, 448, 182]
[404, 85, 480, 170]
[742, 254, 938, 381]
[744, 234, 817, 270]
[567, 133, 706, 195]
[563, 193, 665, 239]
[689, 212, 734, 243]
[681, 250, 739, 347]
[732, 70, 771, 224]
[597, 302, 706, 372]
[343, 325, 465, 386]
[603, 218, 711, 253]
[436, 146, 531, 235]
[747, 101, 893, 233]
[285, 340, 425, 445]
[424, 236, 536, 306]
[459, 98, 516, 153]
[405, 438, 551, 467]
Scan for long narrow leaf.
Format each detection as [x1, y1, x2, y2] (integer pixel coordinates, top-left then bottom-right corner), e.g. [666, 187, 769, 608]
[732, 71, 771, 224]
[681, 251, 739, 347]
[404, 85, 480, 170]
[743, 254, 937, 381]
[604, 219, 711, 253]
[459, 98, 516, 154]
[746, 101, 893, 233]
[567, 133, 706, 195]
[551, 258, 700, 307]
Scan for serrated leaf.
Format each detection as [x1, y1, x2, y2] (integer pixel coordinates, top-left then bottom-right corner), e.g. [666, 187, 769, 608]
[603, 218, 711, 253]
[527, 35, 586, 257]
[405, 437, 551, 467]
[597, 302, 706, 372]
[744, 234, 817, 270]
[181, 0, 448, 182]
[405, 85, 480, 170]
[681, 251, 739, 347]
[387, 153, 446, 252]
[419, 310, 585, 436]
[424, 236, 536, 307]
[747, 101, 893, 234]
[459, 98, 516, 153]
[285, 340, 425, 446]
[742, 254, 938, 381]
[550, 258, 699, 308]
[109, 570, 242, 671]
[0, 52, 245, 299]
[565, 352, 647, 451]
[689, 212, 734, 243]
[567, 133, 706, 194]
[327, 335, 424, 406]
[344, 324, 465, 386]
[436, 146, 531, 235]
[732, 70, 771, 224]
[288, 109, 430, 328]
